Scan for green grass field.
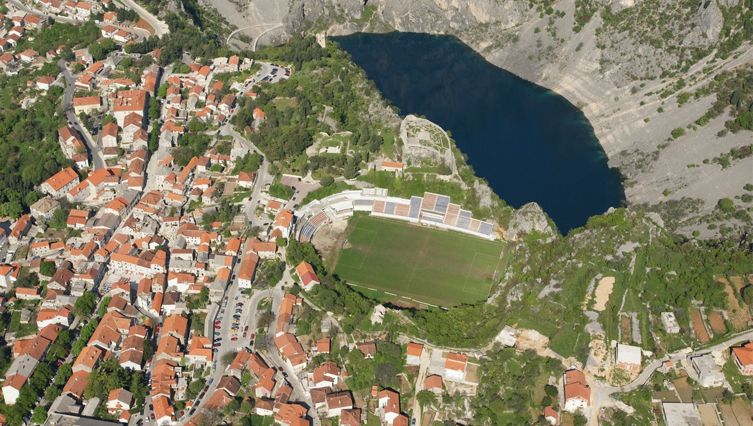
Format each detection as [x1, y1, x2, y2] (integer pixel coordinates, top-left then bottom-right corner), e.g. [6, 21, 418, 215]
[335, 215, 504, 306]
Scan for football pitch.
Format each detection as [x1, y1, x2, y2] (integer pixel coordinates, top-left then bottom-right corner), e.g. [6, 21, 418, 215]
[334, 215, 505, 306]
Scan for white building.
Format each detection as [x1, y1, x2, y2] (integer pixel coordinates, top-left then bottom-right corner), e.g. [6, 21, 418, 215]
[616, 344, 642, 373]
[690, 354, 725, 388]
[661, 312, 681, 334]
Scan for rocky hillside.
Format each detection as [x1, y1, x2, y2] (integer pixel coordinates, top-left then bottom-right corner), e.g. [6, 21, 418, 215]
[209, 0, 753, 236]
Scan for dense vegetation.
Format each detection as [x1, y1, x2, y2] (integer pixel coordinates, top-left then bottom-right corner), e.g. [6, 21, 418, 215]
[0, 75, 67, 218]
[232, 36, 394, 177]
[473, 347, 561, 424]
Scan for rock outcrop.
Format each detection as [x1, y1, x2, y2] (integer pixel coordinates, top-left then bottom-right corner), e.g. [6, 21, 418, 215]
[504, 202, 557, 241]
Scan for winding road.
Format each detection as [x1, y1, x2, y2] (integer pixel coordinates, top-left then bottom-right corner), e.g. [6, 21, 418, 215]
[116, 0, 170, 38]
[225, 23, 283, 51]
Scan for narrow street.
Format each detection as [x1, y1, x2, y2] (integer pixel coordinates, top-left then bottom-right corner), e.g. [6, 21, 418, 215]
[57, 59, 106, 170]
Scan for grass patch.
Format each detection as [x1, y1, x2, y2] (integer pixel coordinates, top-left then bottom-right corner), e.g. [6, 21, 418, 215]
[302, 181, 354, 205]
[335, 215, 504, 306]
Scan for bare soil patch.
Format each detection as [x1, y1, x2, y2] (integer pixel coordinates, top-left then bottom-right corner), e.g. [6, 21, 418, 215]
[311, 219, 347, 270]
[717, 277, 751, 331]
[707, 311, 727, 335]
[593, 276, 615, 311]
[697, 403, 721, 426]
[619, 314, 632, 344]
[690, 308, 710, 343]
[135, 18, 154, 35]
[672, 376, 693, 403]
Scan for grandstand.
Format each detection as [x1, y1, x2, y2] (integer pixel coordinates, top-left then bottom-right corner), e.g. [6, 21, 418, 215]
[295, 188, 497, 242]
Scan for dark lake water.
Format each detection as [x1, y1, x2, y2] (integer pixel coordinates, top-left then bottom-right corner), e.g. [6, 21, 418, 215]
[334, 32, 625, 233]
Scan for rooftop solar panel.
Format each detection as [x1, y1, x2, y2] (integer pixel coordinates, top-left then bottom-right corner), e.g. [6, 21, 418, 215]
[385, 202, 396, 215]
[422, 193, 437, 211]
[409, 196, 422, 218]
[478, 222, 493, 235]
[395, 203, 410, 217]
[435, 195, 450, 214]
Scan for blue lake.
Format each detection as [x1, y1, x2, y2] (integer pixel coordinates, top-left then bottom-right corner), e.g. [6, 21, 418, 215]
[334, 32, 625, 233]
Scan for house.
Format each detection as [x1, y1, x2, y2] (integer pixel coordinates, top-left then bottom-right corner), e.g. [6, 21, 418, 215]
[661, 312, 681, 334]
[732, 342, 753, 375]
[162, 314, 189, 344]
[237, 252, 259, 289]
[563, 369, 590, 413]
[0, 264, 20, 290]
[112, 89, 148, 127]
[246, 239, 277, 259]
[662, 403, 702, 426]
[444, 352, 467, 382]
[101, 122, 118, 148]
[185, 336, 212, 367]
[340, 409, 361, 426]
[72, 95, 101, 115]
[19, 49, 38, 63]
[294, 261, 319, 291]
[406, 342, 424, 366]
[237, 171, 255, 188]
[274, 403, 308, 426]
[107, 388, 133, 415]
[8, 215, 32, 244]
[36, 75, 55, 91]
[325, 391, 353, 418]
[615, 344, 642, 373]
[153, 395, 174, 425]
[543, 406, 559, 425]
[270, 209, 293, 240]
[36, 307, 72, 328]
[62, 370, 89, 400]
[30, 197, 60, 221]
[15, 286, 41, 300]
[40, 167, 79, 198]
[311, 362, 341, 388]
[377, 389, 402, 425]
[690, 354, 725, 387]
[423, 375, 443, 394]
[72, 345, 103, 373]
[379, 161, 405, 174]
[357, 342, 377, 359]
[2, 374, 26, 405]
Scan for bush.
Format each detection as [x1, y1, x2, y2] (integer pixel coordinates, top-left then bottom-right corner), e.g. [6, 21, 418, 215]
[671, 127, 685, 139]
[716, 198, 735, 213]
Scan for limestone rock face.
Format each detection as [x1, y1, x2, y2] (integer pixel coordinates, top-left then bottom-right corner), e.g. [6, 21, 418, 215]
[504, 202, 557, 241]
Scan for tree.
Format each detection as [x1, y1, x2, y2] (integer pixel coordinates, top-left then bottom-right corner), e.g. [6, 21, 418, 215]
[74, 291, 98, 318]
[31, 406, 48, 424]
[49, 207, 68, 229]
[40, 261, 57, 277]
[319, 175, 334, 187]
[416, 390, 437, 411]
[742, 285, 753, 305]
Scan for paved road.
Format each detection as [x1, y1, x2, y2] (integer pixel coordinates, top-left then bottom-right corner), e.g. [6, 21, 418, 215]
[58, 59, 106, 170]
[586, 328, 753, 425]
[116, 0, 170, 38]
[225, 22, 282, 49]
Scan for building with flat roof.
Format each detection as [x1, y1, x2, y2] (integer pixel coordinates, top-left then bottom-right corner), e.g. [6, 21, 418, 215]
[690, 354, 725, 387]
[662, 403, 701, 426]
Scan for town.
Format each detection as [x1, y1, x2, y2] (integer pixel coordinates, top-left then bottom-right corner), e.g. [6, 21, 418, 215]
[0, 1, 751, 426]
